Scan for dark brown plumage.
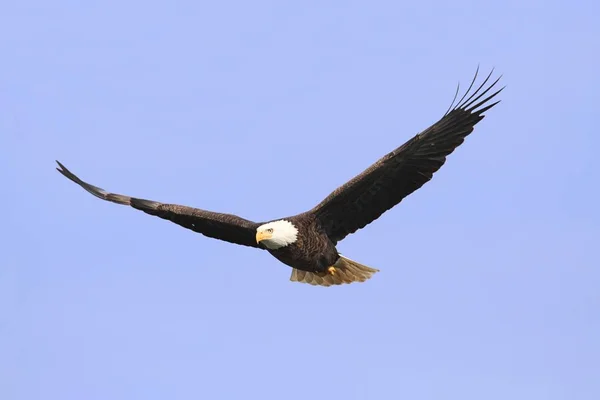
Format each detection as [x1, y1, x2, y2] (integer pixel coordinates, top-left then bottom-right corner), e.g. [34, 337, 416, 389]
[56, 161, 262, 248]
[311, 70, 503, 244]
[57, 69, 503, 287]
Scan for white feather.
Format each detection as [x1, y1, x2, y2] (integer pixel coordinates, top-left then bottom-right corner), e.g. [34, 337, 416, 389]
[257, 220, 298, 249]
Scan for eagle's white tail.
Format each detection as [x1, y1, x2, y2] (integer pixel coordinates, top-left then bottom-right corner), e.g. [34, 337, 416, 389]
[289, 254, 379, 287]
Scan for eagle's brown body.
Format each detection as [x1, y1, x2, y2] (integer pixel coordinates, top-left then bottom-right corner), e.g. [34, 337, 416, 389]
[56, 69, 503, 286]
[266, 214, 338, 273]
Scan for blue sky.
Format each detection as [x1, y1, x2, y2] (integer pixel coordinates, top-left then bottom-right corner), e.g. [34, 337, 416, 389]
[1, 1, 598, 399]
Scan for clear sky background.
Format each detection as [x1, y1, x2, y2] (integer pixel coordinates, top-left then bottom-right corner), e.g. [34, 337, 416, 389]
[1, 1, 598, 399]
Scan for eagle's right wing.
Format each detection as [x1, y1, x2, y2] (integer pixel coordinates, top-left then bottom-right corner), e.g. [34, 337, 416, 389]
[310, 69, 503, 244]
[56, 161, 263, 248]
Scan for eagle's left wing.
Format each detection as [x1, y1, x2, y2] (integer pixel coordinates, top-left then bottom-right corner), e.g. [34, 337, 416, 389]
[56, 161, 263, 248]
[310, 69, 503, 244]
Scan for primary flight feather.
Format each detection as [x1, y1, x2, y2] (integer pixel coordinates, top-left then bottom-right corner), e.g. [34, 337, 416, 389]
[57, 69, 503, 287]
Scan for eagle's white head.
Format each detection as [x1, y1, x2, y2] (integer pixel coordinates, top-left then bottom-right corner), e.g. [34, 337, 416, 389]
[256, 220, 298, 249]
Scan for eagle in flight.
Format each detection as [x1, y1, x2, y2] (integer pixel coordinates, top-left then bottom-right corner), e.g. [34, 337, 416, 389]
[57, 69, 503, 287]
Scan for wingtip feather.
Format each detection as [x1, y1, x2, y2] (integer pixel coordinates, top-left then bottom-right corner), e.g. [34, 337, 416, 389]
[443, 68, 504, 117]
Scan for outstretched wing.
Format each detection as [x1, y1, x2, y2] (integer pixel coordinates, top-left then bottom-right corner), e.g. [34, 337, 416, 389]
[56, 161, 262, 248]
[311, 68, 504, 244]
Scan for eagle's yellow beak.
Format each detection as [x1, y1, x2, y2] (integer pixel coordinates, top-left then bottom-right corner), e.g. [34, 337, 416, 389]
[256, 231, 272, 244]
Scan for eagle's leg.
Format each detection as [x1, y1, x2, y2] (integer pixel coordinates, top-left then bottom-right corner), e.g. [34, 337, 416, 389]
[327, 266, 336, 275]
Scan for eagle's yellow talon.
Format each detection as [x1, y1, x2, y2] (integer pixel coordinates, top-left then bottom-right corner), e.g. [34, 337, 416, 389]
[328, 266, 336, 275]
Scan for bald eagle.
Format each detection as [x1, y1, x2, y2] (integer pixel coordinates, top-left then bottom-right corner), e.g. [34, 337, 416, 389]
[57, 69, 503, 287]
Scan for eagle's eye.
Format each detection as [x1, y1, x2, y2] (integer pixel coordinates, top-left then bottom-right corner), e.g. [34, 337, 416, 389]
[267, 228, 274, 233]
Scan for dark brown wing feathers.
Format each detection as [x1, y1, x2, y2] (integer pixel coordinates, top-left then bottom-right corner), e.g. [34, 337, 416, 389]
[312, 68, 504, 243]
[56, 161, 262, 248]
